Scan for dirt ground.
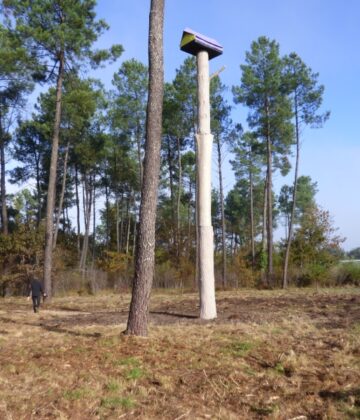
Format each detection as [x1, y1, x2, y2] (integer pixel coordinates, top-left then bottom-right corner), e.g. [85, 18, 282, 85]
[0, 288, 359, 419]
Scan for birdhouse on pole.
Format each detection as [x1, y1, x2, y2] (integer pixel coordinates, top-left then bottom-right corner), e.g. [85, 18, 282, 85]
[180, 28, 223, 59]
[180, 28, 223, 320]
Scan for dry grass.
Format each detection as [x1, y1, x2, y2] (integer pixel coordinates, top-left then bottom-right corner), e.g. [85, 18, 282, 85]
[0, 288, 359, 419]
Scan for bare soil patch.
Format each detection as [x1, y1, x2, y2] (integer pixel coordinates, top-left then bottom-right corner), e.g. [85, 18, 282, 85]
[0, 288, 359, 419]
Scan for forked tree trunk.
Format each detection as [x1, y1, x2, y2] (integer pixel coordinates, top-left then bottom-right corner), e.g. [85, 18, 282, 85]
[126, 0, 164, 336]
[79, 173, 92, 270]
[43, 52, 64, 298]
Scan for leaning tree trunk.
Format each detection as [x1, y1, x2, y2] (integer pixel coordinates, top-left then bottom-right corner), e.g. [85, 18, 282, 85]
[126, 0, 164, 337]
[215, 134, 226, 288]
[43, 52, 64, 298]
[53, 141, 69, 250]
[283, 92, 300, 288]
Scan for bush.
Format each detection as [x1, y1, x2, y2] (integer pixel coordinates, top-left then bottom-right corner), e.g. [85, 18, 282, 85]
[330, 263, 360, 286]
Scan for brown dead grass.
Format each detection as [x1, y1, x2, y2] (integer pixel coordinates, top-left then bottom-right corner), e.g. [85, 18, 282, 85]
[0, 288, 359, 419]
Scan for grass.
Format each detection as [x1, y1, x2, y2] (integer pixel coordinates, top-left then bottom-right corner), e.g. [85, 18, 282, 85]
[100, 396, 135, 409]
[226, 340, 254, 357]
[126, 367, 144, 380]
[0, 288, 359, 419]
[63, 387, 91, 401]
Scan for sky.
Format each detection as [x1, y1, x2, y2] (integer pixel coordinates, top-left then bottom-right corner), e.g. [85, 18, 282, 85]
[14, 0, 360, 251]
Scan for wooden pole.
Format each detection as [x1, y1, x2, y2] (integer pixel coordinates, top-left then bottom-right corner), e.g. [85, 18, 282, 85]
[196, 50, 217, 320]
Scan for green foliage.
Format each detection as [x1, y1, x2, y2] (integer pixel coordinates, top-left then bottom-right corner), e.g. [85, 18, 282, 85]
[233, 36, 294, 158]
[2, 0, 123, 77]
[289, 206, 345, 285]
[278, 175, 318, 225]
[331, 262, 360, 286]
[348, 247, 360, 260]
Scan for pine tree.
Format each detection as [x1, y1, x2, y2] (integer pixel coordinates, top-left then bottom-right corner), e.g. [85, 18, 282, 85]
[233, 37, 293, 285]
[126, 0, 164, 336]
[282, 53, 329, 288]
[2, 0, 122, 297]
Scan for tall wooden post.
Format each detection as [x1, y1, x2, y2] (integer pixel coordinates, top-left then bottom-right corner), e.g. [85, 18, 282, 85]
[180, 29, 223, 320]
[196, 50, 216, 319]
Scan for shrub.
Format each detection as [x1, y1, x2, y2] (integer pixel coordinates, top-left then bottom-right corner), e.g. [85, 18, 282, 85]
[330, 262, 360, 286]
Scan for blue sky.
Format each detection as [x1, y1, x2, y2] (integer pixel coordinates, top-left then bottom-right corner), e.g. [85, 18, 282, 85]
[92, 1, 360, 251]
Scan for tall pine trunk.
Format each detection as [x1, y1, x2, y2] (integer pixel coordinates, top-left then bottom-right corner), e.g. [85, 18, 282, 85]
[283, 92, 300, 288]
[126, 0, 164, 336]
[75, 165, 81, 255]
[265, 99, 273, 286]
[176, 136, 182, 260]
[43, 52, 64, 298]
[166, 135, 176, 251]
[0, 133, 8, 235]
[79, 173, 92, 270]
[216, 134, 226, 288]
[249, 162, 255, 270]
[261, 174, 268, 286]
[53, 141, 69, 249]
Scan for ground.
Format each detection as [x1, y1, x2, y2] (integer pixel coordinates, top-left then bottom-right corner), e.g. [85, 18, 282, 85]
[0, 288, 359, 419]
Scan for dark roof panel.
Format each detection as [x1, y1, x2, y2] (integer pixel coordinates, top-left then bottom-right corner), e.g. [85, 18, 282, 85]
[180, 28, 223, 59]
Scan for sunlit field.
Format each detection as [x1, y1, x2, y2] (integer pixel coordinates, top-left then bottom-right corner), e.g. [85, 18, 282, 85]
[1, 288, 359, 419]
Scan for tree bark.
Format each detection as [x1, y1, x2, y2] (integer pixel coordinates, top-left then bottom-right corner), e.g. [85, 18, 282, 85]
[79, 173, 92, 270]
[91, 181, 96, 268]
[176, 136, 182, 260]
[283, 91, 300, 288]
[116, 195, 120, 252]
[0, 135, 8, 235]
[125, 194, 131, 254]
[166, 135, 176, 251]
[53, 141, 69, 249]
[75, 165, 81, 255]
[261, 174, 268, 286]
[136, 124, 143, 191]
[265, 98, 273, 286]
[249, 156, 255, 270]
[216, 134, 226, 288]
[43, 52, 64, 298]
[126, 0, 164, 336]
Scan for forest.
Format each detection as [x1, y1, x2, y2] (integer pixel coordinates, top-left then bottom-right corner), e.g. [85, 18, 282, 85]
[0, 0, 358, 301]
